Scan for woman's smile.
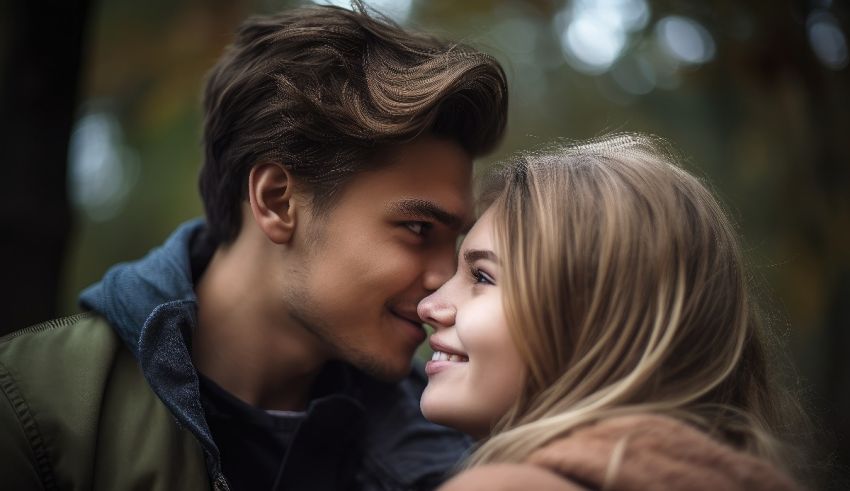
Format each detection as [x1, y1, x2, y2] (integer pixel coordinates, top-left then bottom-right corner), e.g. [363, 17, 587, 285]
[418, 208, 526, 439]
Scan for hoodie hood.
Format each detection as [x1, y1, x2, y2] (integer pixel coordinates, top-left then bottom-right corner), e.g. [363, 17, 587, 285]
[78, 218, 221, 476]
[79, 218, 205, 356]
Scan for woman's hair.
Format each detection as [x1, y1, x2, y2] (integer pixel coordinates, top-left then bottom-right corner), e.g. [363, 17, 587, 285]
[467, 133, 801, 471]
[200, 2, 508, 244]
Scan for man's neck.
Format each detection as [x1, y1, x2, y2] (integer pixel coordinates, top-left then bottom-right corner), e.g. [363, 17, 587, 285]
[192, 236, 329, 411]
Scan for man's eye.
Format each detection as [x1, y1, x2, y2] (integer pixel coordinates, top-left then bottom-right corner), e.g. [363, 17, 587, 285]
[404, 222, 430, 236]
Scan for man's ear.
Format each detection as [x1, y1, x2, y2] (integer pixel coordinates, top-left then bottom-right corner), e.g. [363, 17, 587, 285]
[248, 162, 299, 244]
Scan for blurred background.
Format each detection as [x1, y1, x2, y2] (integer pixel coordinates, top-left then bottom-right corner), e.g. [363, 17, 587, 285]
[1, 0, 847, 487]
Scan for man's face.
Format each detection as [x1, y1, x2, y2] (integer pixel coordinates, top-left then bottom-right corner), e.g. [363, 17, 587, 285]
[287, 135, 473, 381]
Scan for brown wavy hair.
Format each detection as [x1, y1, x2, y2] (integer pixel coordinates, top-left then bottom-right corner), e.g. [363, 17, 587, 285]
[200, 2, 508, 243]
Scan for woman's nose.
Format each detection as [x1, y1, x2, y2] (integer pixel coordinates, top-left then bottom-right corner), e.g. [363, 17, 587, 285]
[417, 291, 456, 330]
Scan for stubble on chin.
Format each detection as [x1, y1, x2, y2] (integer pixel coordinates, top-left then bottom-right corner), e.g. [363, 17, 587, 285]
[285, 295, 411, 382]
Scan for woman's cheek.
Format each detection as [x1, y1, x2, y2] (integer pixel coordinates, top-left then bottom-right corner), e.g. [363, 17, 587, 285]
[461, 321, 522, 421]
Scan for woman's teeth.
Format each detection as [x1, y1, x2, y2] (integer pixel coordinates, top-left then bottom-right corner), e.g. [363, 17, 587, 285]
[431, 351, 469, 362]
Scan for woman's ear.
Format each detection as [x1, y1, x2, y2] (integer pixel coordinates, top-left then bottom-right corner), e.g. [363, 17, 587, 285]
[248, 162, 299, 244]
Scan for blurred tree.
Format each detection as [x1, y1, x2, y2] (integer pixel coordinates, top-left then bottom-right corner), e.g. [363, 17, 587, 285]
[703, 2, 850, 484]
[0, 0, 92, 334]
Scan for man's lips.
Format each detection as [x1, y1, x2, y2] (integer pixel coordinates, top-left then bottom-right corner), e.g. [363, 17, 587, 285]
[388, 308, 426, 343]
[389, 307, 422, 326]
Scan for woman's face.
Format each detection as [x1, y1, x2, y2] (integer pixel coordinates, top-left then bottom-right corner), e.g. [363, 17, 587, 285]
[417, 206, 525, 439]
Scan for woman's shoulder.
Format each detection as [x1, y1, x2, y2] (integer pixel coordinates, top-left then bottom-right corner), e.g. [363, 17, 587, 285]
[525, 413, 800, 491]
[439, 414, 801, 491]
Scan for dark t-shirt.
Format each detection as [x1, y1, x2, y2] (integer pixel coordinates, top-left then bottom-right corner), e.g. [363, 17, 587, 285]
[199, 363, 368, 491]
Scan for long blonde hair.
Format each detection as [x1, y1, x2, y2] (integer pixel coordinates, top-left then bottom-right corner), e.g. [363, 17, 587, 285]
[468, 133, 796, 469]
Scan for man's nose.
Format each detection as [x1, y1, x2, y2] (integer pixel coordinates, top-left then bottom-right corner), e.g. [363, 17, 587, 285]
[417, 291, 456, 330]
[422, 247, 456, 293]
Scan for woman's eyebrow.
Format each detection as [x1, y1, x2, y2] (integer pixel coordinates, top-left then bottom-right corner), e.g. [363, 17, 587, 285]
[463, 249, 499, 265]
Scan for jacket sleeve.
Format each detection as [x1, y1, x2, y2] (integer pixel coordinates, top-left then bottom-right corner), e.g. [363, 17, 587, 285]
[0, 363, 49, 490]
[437, 464, 587, 491]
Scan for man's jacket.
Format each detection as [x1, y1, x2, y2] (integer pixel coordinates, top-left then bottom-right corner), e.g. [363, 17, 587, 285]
[0, 219, 470, 490]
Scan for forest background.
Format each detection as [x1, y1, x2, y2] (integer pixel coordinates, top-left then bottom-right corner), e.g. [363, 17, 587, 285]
[1, 0, 847, 488]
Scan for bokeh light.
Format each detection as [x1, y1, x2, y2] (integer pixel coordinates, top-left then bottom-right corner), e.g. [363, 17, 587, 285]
[807, 10, 849, 70]
[611, 53, 656, 95]
[68, 111, 139, 222]
[655, 15, 716, 65]
[314, 0, 413, 23]
[556, 0, 650, 74]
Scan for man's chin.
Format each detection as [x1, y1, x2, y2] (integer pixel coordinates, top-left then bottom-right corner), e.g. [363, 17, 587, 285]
[353, 354, 413, 382]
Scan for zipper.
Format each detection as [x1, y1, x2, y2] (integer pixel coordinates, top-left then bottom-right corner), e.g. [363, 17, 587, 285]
[213, 473, 230, 491]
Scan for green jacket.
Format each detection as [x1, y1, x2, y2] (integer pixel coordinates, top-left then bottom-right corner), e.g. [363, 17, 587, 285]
[0, 313, 213, 490]
[1, 219, 471, 491]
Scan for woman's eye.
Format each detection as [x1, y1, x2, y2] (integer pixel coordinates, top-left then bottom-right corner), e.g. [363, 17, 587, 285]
[470, 267, 495, 286]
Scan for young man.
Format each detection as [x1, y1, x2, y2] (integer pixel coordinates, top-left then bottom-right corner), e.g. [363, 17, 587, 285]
[0, 4, 507, 490]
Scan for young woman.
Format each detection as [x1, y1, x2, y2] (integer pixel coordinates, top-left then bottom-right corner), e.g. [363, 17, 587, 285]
[418, 133, 803, 490]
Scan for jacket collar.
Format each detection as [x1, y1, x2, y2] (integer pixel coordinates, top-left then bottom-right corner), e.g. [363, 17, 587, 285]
[79, 219, 222, 475]
[79, 218, 205, 358]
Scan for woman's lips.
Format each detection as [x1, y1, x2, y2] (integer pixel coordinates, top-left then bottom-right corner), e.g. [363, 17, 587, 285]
[429, 338, 467, 358]
[430, 350, 468, 362]
[425, 350, 469, 376]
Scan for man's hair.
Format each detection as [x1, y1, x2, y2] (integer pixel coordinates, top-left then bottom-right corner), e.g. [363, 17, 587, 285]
[200, 3, 508, 244]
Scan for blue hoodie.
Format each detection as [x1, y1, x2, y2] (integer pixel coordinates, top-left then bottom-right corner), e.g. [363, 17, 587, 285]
[79, 219, 471, 490]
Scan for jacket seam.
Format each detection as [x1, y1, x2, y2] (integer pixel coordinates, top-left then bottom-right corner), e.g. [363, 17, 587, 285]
[0, 360, 58, 491]
[90, 329, 128, 491]
[0, 312, 93, 344]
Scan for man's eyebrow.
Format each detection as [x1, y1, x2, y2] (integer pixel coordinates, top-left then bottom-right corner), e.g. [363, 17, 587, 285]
[387, 198, 468, 230]
[463, 249, 499, 265]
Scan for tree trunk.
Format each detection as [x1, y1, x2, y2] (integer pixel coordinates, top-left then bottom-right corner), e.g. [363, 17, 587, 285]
[0, 0, 91, 334]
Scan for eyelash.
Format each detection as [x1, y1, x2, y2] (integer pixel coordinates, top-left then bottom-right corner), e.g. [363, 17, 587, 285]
[470, 266, 495, 286]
